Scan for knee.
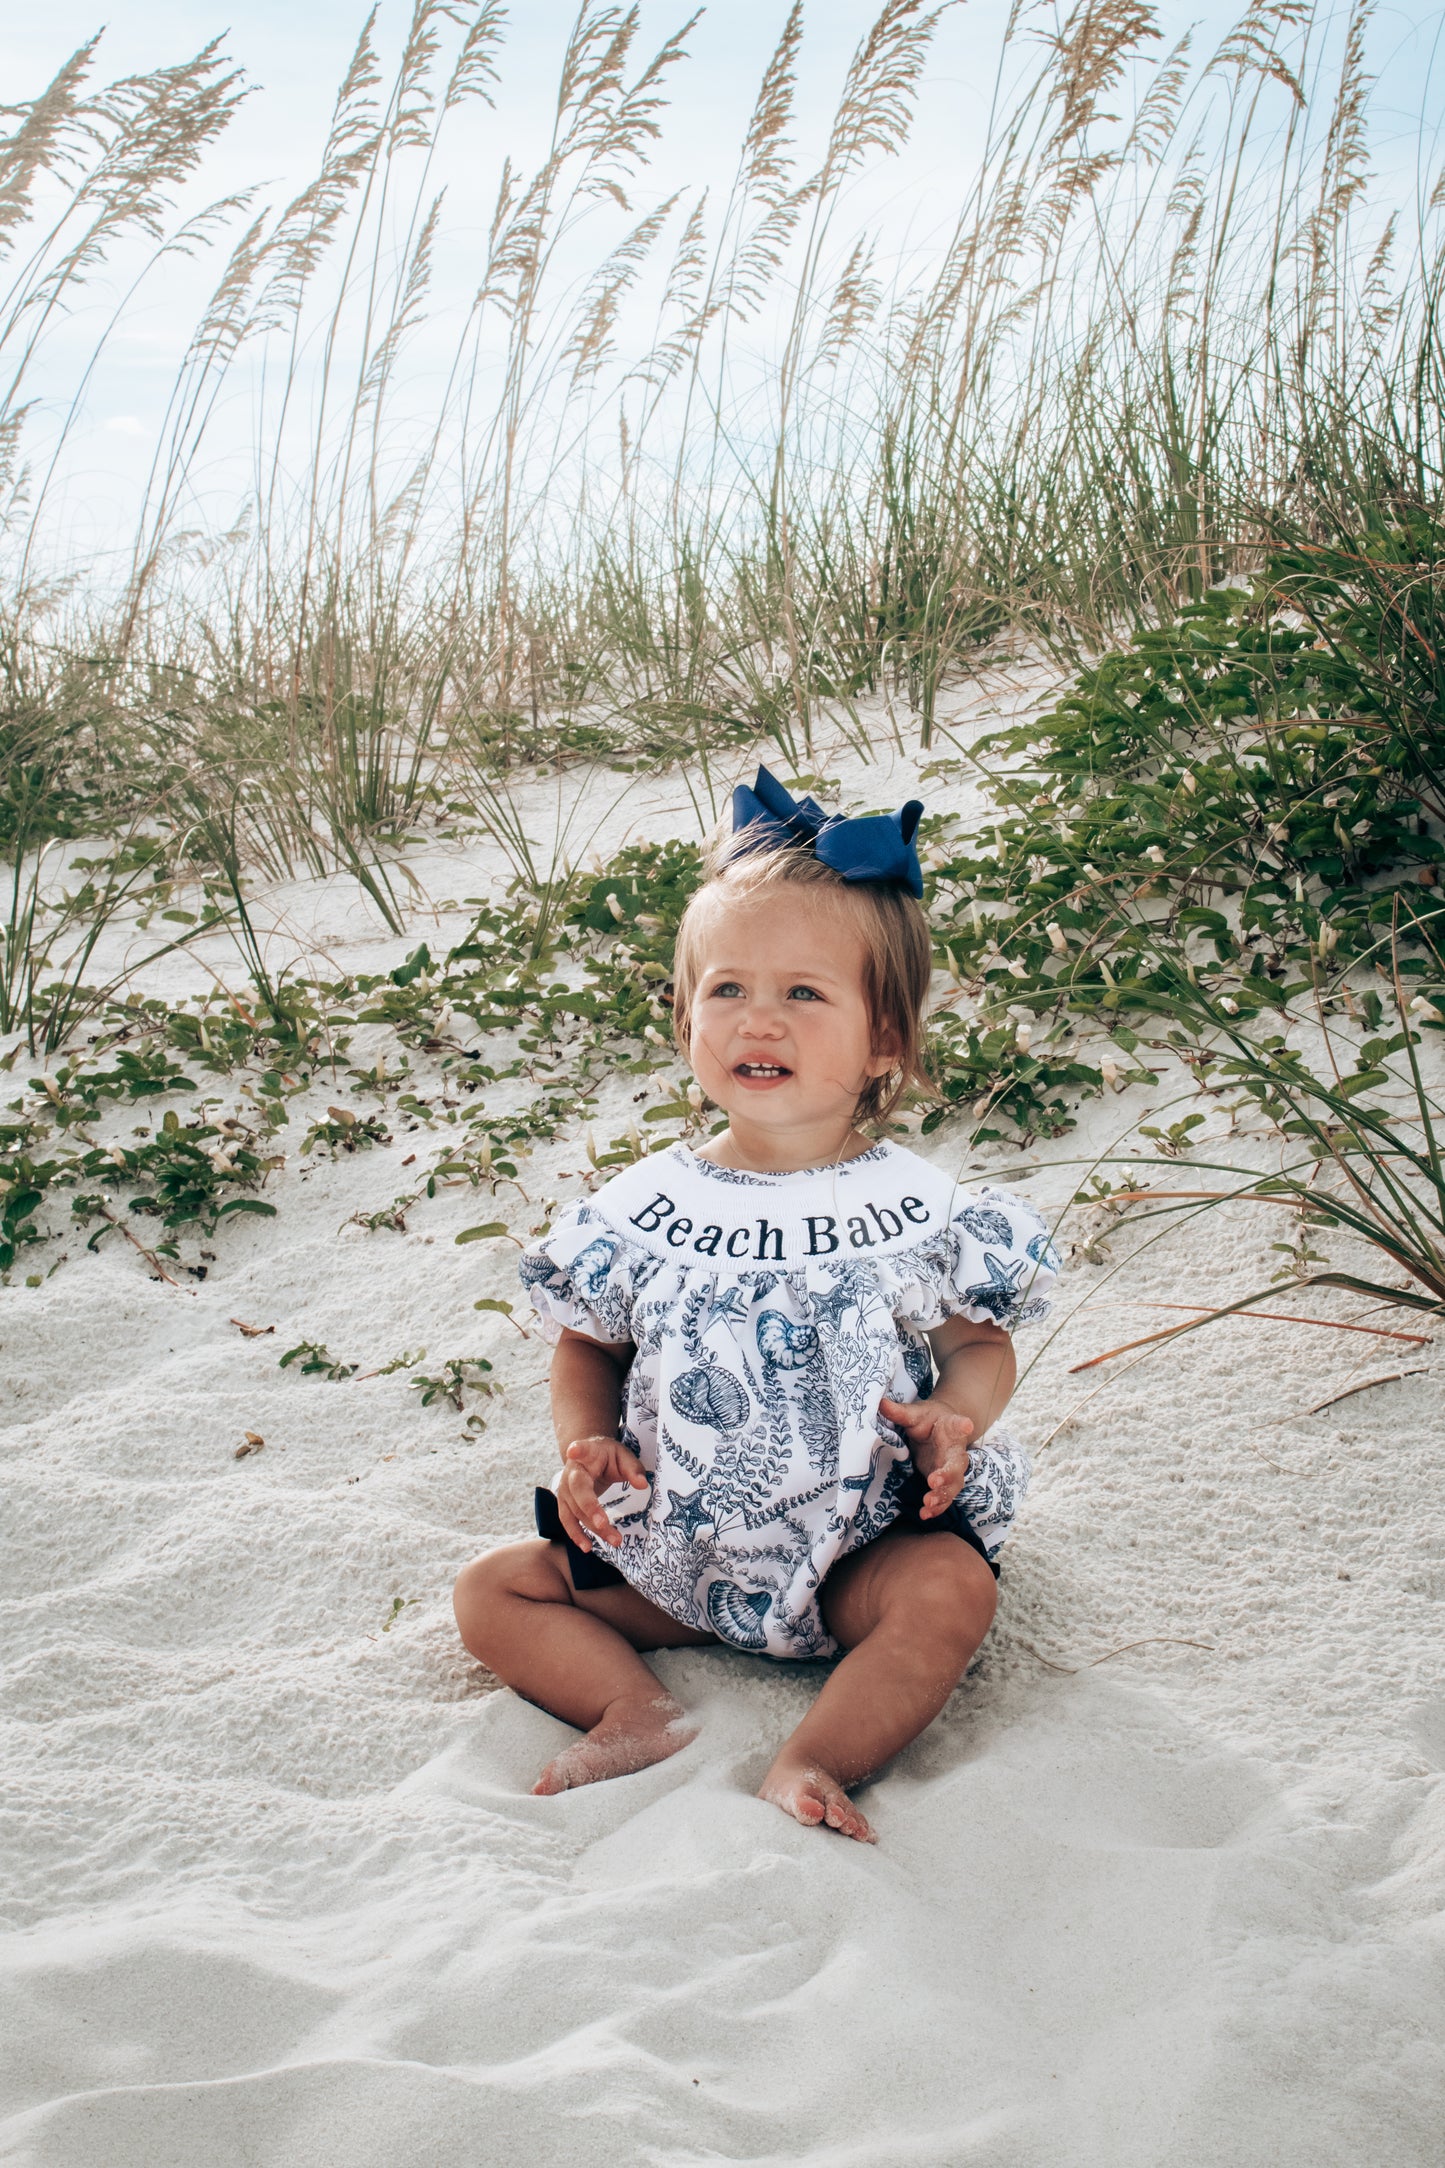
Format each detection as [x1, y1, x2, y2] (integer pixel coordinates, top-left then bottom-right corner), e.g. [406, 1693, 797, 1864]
[908, 1539, 998, 1657]
[453, 1539, 566, 1657]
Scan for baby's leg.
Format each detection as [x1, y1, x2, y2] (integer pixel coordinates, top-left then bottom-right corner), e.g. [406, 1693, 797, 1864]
[759, 1529, 997, 1843]
[453, 1539, 715, 1794]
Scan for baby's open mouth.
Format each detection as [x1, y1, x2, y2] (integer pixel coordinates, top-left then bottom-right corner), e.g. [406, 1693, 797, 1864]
[734, 1061, 791, 1079]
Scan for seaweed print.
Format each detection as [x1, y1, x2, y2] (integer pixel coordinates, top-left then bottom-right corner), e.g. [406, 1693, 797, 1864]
[960, 1439, 1030, 1555]
[707, 1420, 790, 1522]
[814, 1279, 902, 1434]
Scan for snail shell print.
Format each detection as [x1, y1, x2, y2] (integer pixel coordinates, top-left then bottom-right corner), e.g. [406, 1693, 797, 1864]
[705, 1580, 771, 1649]
[668, 1364, 750, 1431]
[756, 1309, 819, 1370]
[568, 1236, 619, 1302]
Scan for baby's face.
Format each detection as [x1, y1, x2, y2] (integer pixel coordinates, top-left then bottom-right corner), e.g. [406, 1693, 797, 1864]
[686, 888, 890, 1142]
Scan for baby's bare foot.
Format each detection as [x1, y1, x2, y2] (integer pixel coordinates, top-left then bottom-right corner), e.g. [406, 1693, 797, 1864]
[532, 1693, 696, 1795]
[759, 1754, 876, 1843]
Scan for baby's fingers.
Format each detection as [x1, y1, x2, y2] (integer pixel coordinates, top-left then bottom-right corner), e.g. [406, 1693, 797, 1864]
[558, 1471, 623, 1549]
[556, 1496, 595, 1552]
[918, 1448, 970, 1518]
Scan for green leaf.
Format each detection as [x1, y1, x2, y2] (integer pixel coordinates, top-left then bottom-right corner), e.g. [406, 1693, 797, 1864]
[215, 1197, 279, 1218]
[455, 1221, 509, 1243]
[390, 943, 433, 987]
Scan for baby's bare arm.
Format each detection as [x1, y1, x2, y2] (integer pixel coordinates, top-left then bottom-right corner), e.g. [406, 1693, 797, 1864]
[927, 1316, 1016, 1436]
[550, 1328, 644, 1549]
[551, 1326, 632, 1449]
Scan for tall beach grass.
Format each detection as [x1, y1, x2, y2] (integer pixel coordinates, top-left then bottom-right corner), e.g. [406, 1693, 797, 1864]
[1, 0, 1438, 859]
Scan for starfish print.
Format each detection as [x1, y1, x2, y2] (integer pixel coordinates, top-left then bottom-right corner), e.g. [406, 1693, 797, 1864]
[697, 1284, 750, 1337]
[663, 1485, 715, 1538]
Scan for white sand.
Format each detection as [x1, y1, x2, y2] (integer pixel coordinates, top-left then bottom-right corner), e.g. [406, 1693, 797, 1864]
[3, 695, 1443, 2165]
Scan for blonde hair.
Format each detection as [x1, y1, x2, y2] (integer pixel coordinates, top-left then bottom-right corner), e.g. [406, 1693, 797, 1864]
[672, 829, 934, 1128]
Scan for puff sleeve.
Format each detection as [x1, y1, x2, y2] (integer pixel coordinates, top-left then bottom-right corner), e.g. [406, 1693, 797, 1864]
[517, 1205, 649, 1346]
[878, 1186, 1060, 1336]
[943, 1189, 1060, 1331]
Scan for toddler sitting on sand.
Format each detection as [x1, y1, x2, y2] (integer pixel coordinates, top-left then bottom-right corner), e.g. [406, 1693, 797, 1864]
[453, 769, 1059, 1843]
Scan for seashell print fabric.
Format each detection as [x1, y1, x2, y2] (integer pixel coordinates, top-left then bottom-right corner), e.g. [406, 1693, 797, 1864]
[518, 1142, 1059, 1659]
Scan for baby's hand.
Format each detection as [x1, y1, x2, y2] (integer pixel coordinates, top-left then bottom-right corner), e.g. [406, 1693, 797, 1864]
[879, 1396, 973, 1521]
[556, 1435, 649, 1551]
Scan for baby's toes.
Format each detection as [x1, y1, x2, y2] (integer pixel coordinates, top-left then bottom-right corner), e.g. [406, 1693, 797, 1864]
[821, 1782, 876, 1844]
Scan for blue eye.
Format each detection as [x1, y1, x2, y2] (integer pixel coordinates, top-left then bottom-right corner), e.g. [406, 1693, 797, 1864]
[788, 985, 822, 1001]
[709, 981, 744, 998]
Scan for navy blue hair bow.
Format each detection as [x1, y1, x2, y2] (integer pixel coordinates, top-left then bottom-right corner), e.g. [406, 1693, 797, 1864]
[730, 766, 925, 898]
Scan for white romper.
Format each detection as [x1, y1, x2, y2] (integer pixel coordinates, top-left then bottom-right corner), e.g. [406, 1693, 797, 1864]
[520, 1141, 1060, 1659]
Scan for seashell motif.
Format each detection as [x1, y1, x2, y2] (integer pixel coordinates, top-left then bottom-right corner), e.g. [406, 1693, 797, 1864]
[669, 1363, 750, 1431]
[1026, 1229, 1061, 1272]
[756, 1308, 819, 1370]
[956, 1204, 1016, 1247]
[568, 1236, 619, 1303]
[706, 1579, 771, 1649]
[901, 1336, 932, 1392]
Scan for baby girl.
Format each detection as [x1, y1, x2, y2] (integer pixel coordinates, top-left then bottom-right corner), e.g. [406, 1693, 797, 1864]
[453, 769, 1058, 1843]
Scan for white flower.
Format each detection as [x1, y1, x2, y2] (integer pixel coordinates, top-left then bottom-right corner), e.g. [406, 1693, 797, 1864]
[1181, 771, 1197, 793]
[1100, 1054, 1120, 1088]
[686, 1082, 703, 1110]
[1144, 845, 1166, 864]
[1219, 995, 1240, 1015]
[1047, 922, 1068, 955]
[605, 892, 626, 923]
[1408, 996, 1444, 1024]
[1015, 1022, 1032, 1053]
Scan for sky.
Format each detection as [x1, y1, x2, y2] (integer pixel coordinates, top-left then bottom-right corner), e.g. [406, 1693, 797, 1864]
[3, 1, 1442, 569]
